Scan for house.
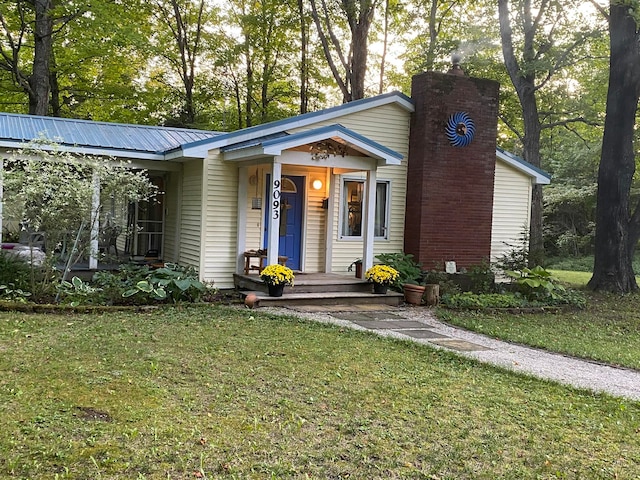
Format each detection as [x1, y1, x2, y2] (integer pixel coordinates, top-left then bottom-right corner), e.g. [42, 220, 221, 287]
[0, 69, 550, 289]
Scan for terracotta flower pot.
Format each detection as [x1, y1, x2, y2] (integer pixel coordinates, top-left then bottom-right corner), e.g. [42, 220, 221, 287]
[403, 284, 426, 305]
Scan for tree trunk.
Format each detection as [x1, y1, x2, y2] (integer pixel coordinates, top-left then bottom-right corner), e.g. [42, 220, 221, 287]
[521, 96, 543, 266]
[49, 52, 61, 117]
[297, 0, 308, 114]
[378, 0, 389, 94]
[588, 3, 640, 293]
[350, 24, 368, 100]
[29, 0, 54, 115]
[498, 0, 544, 266]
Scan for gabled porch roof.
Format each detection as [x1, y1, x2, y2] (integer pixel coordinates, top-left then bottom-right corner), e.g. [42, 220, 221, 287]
[220, 124, 403, 167]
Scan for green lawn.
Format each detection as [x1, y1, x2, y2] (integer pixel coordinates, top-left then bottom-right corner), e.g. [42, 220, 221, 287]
[438, 271, 640, 370]
[1, 306, 639, 479]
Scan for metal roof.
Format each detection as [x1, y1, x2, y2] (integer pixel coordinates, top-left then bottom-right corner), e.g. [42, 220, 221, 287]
[0, 112, 220, 156]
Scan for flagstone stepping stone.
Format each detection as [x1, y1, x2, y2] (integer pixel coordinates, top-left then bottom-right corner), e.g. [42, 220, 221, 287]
[429, 338, 492, 352]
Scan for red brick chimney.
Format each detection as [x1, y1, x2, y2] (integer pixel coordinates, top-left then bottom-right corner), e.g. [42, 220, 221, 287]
[404, 68, 500, 271]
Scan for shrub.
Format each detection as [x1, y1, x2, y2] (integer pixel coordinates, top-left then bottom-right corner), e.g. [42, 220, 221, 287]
[0, 252, 31, 293]
[422, 270, 461, 296]
[467, 261, 495, 294]
[375, 253, 422, 291]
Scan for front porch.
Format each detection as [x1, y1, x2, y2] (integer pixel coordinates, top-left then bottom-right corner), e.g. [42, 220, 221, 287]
[234, 272, 403, 308]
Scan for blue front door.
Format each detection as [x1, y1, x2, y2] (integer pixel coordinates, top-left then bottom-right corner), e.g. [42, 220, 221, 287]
[264, 175, 304, 270]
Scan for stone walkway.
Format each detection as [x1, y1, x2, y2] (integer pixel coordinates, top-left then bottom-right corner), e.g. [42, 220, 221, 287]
[272, 304, 640, 402]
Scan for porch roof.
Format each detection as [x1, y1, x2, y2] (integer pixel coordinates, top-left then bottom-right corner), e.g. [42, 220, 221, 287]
[220, 124, 403, 167]
[0, 112, 220, 160]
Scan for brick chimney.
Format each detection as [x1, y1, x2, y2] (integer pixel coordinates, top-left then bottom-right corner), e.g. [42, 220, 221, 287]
[404, 68, 500, 271]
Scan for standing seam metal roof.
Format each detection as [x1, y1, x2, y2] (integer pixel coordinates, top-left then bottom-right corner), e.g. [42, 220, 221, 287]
[0, 113, 220, 154]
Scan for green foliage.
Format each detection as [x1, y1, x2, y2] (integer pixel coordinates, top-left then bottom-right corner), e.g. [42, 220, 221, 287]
[466, 261, 495, 294]
[0, 253, 31, 293]
[375, 252, 422, 291]
[4, 142, 157, 272]
[122, 263, 207, 303]
[422, 270, 461, 297]
[494, 228, 529, 273]
[0, 284, 32, 303]
[57, 276, 103, 307]
[544, 184, 597, 257]
[504, 266, 587, 307]
[441, 292, 529, 309]
[92, 264, 152, 305]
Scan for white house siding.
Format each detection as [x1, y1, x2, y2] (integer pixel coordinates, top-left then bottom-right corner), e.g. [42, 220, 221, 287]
[178, 159, 203, 269]
[245, 165, 267, 252]
[490, 159, 532, 263]
[243, 164, 327, 273]
[289, 103, 410, 275]
[162, 170, 180, 263]
[200, 152, 239, 287]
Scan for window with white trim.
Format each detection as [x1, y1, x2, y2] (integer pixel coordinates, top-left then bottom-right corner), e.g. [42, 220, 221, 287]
[340, 179, 390, 239]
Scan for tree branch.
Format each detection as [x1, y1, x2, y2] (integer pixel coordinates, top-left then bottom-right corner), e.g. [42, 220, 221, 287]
[499, 113, 524, 143]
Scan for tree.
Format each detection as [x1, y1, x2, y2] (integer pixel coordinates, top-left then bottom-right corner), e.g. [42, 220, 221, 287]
[218, 0, 301, 128]
[0, 0, 153, 120]
[309, 0, 379, 102]
[497, 0, 605, 266]
[588, 1, 640, 293]
[2, 141, 156, 298]
[0, 0, 57, 115]
[150, 0, 219, 127]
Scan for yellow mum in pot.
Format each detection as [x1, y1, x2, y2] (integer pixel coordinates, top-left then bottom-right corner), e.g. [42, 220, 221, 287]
[364, 264, 399, 285]
[260, 264, 295, 286]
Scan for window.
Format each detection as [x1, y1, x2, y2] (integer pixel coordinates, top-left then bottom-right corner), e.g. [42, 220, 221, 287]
[341, 179, 390, 239]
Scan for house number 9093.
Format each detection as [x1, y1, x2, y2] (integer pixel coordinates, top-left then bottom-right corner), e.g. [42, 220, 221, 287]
[272, 179, 281, 219]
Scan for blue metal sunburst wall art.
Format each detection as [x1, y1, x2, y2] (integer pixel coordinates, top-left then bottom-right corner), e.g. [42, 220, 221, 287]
[445, 112, 475, 147]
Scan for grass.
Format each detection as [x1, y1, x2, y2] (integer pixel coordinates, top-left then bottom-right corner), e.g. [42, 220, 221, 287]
[439, 269, 640, 370]
[0, 306, 639, 479]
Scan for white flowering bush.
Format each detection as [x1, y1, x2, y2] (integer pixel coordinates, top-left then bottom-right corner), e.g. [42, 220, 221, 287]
[2, 139, 157, 300]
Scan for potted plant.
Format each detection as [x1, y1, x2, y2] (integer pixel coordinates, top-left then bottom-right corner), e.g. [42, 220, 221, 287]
[375, 252, 425, 304]
[364, 264, 399, 294]
[260, 264, 295, 297]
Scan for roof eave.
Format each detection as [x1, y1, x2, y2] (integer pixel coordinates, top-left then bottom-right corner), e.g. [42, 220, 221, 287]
[0, 140, 166, 161]
[496, 148, 551, 185]
[178, 92, 415, 155]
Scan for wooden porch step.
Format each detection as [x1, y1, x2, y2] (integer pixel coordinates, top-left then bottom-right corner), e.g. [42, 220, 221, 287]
[233, 273, 372, 294]
[240, 290, 403, 308]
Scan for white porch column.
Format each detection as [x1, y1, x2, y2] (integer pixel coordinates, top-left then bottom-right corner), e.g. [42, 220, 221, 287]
[324, 170, 337, 273]
[266, 161, 282, 266]
[89, 169, 100, 270]
[236, 166, 249, 273]
[362, 168, 377, 272]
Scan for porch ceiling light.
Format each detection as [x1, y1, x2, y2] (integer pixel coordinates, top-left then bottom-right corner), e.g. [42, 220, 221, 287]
[312, 179, 323, 190]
